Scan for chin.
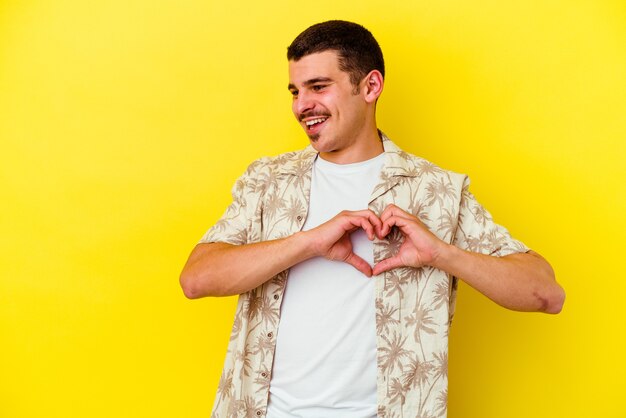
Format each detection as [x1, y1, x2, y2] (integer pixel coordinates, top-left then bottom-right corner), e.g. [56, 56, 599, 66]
[309, 139, 334, 154]
[305, 131, 339, 153]
[307, 133, 321, 142]
[306, 133, 323, 148]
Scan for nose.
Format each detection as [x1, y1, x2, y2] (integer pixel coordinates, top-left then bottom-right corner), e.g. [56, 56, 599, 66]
[294, 90, 314, 117]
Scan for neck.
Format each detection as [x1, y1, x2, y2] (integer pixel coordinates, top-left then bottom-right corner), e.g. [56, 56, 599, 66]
[319, 126, 384, 164]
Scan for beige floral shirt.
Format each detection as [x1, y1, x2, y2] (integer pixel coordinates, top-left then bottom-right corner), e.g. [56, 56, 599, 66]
[201, 135, 528, 418]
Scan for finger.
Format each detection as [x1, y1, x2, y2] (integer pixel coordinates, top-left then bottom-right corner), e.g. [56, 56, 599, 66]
[344, 252, 373, 277]
[350, 209, 381, 220]
[372, 256, 405, 275]
[340, 209, 380, 221]
[346, 210, 383, 239]
[380, 204, 413, 224]
[345, 215, 374, 239]
[336, 213, 369, 231]
[364, 210, 383, 235]
[380, 214, 410, 237]
[341, 214, 376, 240]
[362, 214, 382, 241]
[380, 204, 398, 223]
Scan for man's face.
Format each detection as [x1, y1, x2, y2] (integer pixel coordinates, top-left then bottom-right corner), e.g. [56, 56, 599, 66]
[288, 51, 368, 155]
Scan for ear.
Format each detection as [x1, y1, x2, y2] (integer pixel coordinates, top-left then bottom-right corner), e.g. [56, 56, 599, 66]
[362, 70, 384, 104]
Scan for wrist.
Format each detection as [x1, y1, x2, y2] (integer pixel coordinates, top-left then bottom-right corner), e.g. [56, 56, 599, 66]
[289, 230, 319, 260]
[430, 241, 457, 270]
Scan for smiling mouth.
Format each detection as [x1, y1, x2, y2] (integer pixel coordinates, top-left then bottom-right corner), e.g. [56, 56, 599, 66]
[305, 117, 327, 127]
[304, 117, 328, 133]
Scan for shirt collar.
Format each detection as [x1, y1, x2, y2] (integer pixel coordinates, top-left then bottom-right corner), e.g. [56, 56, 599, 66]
[276, 131, 417, 178]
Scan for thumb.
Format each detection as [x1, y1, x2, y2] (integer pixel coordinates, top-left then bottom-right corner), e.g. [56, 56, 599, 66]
[344, 252, 373, 277]
[372, 256, 405, 276]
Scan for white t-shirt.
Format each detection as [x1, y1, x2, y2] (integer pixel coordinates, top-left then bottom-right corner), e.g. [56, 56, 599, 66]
[266, 153, 385, 418]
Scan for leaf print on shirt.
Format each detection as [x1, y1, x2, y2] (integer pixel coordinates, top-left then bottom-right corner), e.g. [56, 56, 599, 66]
[226, 396, 239, 418]
[486, 228, 509, 253]
[462, 231, 491, 253]
[212, 217, 238, 237]
[286, 159, 312, 189]
[433, 351, 448, 381]
[384, 269, 413, 321]
[232, 228, 249, 247]
[369, 198, 387, 218]
[431, 280, 450, 310]
[250, 333, 273, 363]
[402, 354, 434, 389]
[379, 332, 410, 375]
[416, 160, 444, 176]
[255, 294, 279, 328]
[246, 289, 263, 322]
[425, 178, 456, 208]
[405, 304, 436, 349]
[263, 190, 286, 222]
[255, 165, 279, 193]
[234, 347, 254, 381]
[384, 269, 410, 299]
[372, 170, 401, 199]
[407, 199, 431, 224]
[235, 396, 263, 418]
[216, 369, 234, 402]
[277, 196, 306, 229]
[471, 201, 490, 225]
[253, 367, 271, 394]
[230, 308, 243, 342]
[378, 405, 401, 418]
[436, 208, 458, 241]
[388, 377, 406, 406]
[379, 227, 404, 260]
[435, 389, 448, 416]
[376, 299, 400, 335]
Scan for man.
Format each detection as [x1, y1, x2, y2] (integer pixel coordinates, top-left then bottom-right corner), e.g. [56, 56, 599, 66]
[180, 20, 565, 418]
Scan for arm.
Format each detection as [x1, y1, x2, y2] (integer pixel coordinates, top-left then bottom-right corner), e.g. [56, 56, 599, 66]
[372, 204, 565, 314]
[180, 210, 382, 298]
[180, 237, 310, 299]
[434, 248, 563, 313]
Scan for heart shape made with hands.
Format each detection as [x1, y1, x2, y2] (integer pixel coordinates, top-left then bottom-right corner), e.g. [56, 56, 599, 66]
[321, 204, 445, 277]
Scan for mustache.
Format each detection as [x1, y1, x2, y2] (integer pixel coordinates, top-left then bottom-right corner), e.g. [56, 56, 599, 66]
[298, 112, 331, 122]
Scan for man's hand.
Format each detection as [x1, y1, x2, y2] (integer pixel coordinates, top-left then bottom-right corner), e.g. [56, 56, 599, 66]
[369, 204, 564, 314]
[372, 204, 447, 275]
[180, 209, 383, 298]
[304, 210, 383, 277]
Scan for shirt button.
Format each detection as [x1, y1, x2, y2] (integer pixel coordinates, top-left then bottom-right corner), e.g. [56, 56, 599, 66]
[261, 372, 267, 378]
[273, 294, 279, 300]
[256, 411, 262, 416]
[267, 332, 273, 338]
[296, 215, 303, 221]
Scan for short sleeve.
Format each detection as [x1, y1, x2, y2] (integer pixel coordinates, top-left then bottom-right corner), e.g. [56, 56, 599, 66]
[199, 159, 265, 246]
[452, 177, 529, 257]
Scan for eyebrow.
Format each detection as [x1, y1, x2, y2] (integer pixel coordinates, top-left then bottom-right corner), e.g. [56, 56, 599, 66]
[287, 77, 333, 91]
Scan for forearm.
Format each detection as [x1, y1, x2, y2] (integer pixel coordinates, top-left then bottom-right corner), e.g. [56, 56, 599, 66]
[433, 246, 565, 314]
[180, 232, 314, 298]
[180, 209, 384, 298]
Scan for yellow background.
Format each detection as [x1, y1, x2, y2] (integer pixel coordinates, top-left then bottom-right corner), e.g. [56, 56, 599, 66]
[1, 1, 624, 417]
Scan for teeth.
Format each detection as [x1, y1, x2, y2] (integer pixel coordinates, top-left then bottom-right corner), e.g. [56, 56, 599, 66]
[305, 118, 327, 127]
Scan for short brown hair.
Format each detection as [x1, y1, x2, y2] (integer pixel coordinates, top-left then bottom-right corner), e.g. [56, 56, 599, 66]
[287, 20, 385, 88]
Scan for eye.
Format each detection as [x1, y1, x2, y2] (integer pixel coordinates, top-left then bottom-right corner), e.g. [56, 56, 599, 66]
[290, 90, 298, 98]
[312, 84, 326, 92]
